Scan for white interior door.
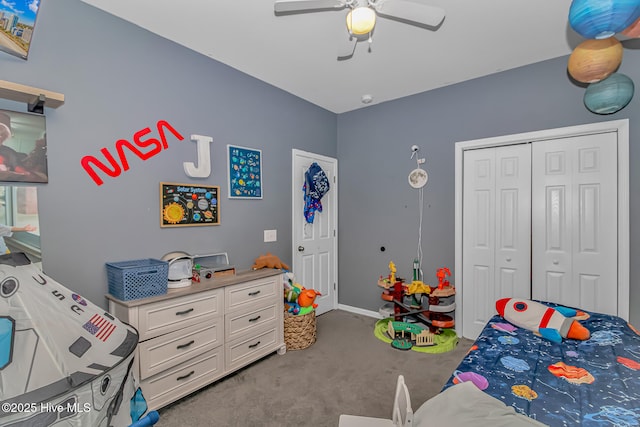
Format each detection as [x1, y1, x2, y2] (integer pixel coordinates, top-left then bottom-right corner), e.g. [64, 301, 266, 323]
[532, 132, 618, 315]
[292, 150, 337, 315]
[495, 145, 532, 299]
[462, 144, 531, 338]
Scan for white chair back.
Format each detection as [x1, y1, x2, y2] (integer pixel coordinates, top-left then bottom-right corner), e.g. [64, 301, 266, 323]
[392, 375, 413, 427]
[338, 375, 413, 427]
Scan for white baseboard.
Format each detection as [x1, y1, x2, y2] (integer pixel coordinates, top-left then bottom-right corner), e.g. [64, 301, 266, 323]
[337, 304, 382, 319]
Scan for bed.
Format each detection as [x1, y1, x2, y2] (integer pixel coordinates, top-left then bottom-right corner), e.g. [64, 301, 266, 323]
[438, 301, 640, 426]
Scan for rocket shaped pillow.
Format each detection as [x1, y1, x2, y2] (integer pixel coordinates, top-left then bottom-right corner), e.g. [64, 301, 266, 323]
[495, 298, 590, 343]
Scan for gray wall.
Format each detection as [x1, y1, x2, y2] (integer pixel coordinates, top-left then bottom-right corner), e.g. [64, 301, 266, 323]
[0, 0, 337, 309]
[337, 49, 640, 326]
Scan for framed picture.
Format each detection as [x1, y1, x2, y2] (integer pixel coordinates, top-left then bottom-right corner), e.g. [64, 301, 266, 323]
[227, 145, 262, 199]
[0, 0, 42, 60]
[160, 182, 220, 227]
[0, 109, 47, 183]
[0, 185, 41, 256]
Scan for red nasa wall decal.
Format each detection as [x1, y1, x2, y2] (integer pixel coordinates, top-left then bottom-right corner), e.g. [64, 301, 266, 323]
[80, 120, 184, 186]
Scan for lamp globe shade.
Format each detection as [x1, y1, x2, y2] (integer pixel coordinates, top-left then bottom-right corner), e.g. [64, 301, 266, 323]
[567, 37, 623, 83]
[346, 7, 376, 35]
[584, 73, 635, 114]
[569, 0, 640, 39]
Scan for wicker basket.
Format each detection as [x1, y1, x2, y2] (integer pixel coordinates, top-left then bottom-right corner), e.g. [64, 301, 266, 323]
[284, 309, 317, 350]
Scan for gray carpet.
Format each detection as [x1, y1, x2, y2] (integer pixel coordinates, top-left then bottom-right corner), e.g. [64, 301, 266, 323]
[156, 310, 474, 427]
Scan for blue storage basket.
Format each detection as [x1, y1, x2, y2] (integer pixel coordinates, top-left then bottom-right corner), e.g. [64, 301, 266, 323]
[106, 258, 169, 301]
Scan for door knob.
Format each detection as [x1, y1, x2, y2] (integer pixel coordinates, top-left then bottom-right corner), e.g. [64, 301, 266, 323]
[506, 257, 512, 262]
[298, 246, 305, 252]
[553, 259, 559, 265]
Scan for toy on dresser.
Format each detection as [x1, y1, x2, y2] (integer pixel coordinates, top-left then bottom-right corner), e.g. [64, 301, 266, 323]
[252, 252, 291, 271]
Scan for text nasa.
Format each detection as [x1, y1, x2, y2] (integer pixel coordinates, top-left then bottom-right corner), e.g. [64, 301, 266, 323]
[80, 120, 214, 185]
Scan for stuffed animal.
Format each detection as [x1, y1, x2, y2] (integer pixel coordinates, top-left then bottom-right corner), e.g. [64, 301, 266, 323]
[285, 282, 303, 303]
[285, 301, 301, 315]
[252, 252, 290, 271]
[298, 288, 322, 309]
[496, 298, 590, 344]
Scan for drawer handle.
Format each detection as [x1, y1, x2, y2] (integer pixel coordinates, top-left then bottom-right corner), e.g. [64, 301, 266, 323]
[248, 290, 261, 296]
[176, 370, 195, 381]
[177, 340, 195, 350]
[249, 315, 261, 322]
[175, 308, 194, 316]
[248, 341, 261, 349]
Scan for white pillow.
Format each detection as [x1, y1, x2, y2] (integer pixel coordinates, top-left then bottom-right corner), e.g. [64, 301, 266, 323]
[413, 382, 547, 427]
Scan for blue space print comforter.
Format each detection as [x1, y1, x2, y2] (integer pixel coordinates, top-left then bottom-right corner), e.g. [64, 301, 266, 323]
[443, 304, 640, 427]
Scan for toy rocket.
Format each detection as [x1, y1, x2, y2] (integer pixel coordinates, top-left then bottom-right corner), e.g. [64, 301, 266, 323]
[495, 298, 590, 343]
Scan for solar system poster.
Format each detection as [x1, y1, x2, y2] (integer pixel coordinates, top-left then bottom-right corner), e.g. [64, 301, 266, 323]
[160, 182, 219, 227]
[227, 144, 262, 199]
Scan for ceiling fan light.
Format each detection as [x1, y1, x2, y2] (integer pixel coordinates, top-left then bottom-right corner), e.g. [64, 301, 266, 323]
[346, 7, 376, 35]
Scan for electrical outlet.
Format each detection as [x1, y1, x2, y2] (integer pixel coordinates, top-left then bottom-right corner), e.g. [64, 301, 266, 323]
[264, 229, 277, 242]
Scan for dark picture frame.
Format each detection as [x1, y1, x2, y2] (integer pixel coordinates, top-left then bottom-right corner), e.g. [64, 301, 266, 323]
[160, 182, 220, 227]
[0, 0, 42, 60]
[0, 109, 47, 184]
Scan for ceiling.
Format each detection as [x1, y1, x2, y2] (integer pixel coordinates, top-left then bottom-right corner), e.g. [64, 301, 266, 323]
[79, 0, 579, 114]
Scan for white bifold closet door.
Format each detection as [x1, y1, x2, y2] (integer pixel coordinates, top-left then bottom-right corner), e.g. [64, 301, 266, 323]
[462, 132, 619, 339]
[531, 132, 618, 315]
[462, 144, 531, 339]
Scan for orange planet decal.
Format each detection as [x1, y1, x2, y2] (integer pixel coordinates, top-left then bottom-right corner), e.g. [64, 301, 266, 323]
[512, 385, 538, 401]
[548, 362, 594, 384]
[617, 356, 640, 370]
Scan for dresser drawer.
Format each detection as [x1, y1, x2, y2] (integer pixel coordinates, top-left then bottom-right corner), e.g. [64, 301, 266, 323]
[225, 276, 278, 313]
[226, 303, 277, 341]
[138, 318, 222, 379]
[225, 325, 277, 372]
[143, 347, 224, 411]
[138, 288, 223, 340]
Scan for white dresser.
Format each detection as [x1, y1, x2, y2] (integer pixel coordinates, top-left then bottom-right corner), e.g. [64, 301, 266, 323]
[106, 268, 286, 411]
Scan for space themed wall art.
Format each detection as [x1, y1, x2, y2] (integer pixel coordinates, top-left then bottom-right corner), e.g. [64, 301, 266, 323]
[227, 144, 262, 199]
[160, 182, 220, 227]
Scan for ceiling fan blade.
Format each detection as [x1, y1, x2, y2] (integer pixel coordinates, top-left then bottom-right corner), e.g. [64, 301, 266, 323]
[274, 0, 347, 13]
[374, 0, 445, 28]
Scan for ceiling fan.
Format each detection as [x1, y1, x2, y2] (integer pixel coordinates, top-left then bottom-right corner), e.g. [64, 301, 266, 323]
[274, 0, 446, 60]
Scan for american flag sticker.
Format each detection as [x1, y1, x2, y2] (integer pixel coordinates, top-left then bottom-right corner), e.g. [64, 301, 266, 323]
[83, 314, 116, 342]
